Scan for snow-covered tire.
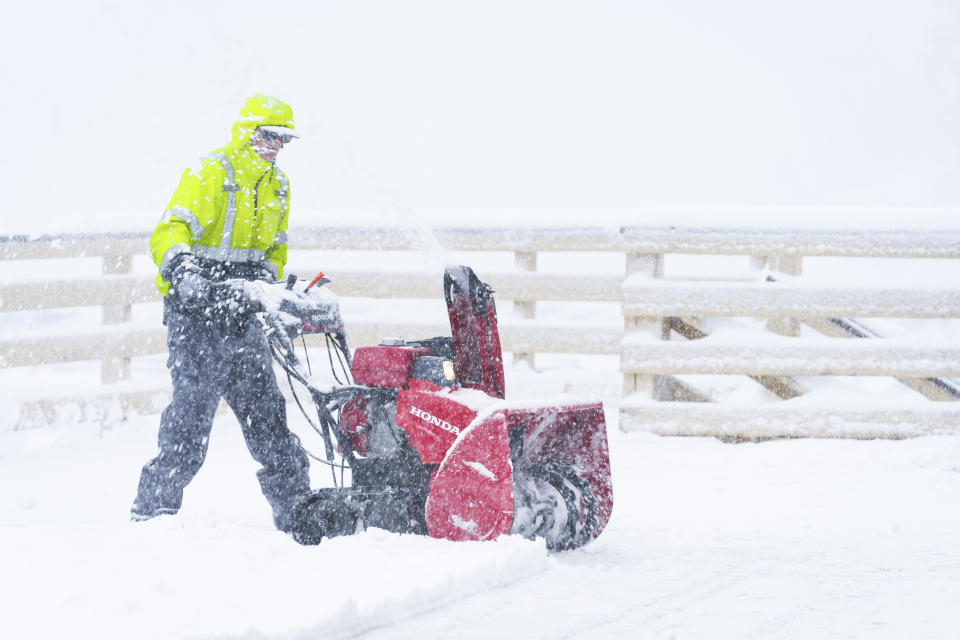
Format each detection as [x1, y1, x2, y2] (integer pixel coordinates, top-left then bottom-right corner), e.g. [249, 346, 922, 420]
[517, 462, 599, 551]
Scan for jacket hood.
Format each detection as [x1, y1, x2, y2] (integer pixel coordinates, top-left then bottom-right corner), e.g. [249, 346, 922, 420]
[230, 94, 296, 144]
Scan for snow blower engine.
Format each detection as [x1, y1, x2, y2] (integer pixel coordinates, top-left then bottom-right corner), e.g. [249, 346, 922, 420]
[241, 265, 613, 550]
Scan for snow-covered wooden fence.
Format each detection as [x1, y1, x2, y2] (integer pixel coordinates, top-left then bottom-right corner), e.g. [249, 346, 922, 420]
[0, 227, 624, 375]
[619, 226, 960, 439]
[0, 227, 623, 427]
[2, 224, 960, 437]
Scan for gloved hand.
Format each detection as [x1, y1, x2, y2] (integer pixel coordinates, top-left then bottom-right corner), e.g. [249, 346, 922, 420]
[216, 279, 267, 316]
[169, 253, 210, 310]
[252, 261, 277, 283]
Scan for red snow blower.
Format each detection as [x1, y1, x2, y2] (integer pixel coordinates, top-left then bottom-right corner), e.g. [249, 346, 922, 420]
[249, 265, 613, 550]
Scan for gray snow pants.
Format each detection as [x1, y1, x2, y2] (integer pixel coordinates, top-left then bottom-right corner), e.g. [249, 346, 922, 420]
[131, 301, 310, 531]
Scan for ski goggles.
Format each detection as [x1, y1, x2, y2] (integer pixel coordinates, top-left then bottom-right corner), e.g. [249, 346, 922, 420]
[259, 125, 299, 144]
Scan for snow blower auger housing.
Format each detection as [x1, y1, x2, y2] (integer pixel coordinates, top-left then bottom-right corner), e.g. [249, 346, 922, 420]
[242, 265, 613, 551]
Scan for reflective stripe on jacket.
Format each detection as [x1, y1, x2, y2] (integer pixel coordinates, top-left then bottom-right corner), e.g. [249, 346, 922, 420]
[150, 94, 295, 295]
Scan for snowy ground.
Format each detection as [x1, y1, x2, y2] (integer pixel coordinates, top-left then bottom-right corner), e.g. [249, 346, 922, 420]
[2, 353, 960, 639]
[3, 218, 960, 637]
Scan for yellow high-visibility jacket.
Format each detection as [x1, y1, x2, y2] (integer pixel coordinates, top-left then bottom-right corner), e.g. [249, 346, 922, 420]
[150, 94, 296, 295]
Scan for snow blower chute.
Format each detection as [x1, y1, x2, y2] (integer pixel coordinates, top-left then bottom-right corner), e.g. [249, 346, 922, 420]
[244, 265, 613, 550]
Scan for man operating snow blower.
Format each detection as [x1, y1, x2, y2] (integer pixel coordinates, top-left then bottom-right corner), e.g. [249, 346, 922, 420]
[130, 95, 614, 549]
[130, 94, 313, 533]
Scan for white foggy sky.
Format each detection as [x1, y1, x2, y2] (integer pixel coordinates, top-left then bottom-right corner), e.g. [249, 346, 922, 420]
[2, 0, 958, 231]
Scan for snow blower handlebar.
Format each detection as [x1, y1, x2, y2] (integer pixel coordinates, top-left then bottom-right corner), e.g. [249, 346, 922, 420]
[209, 274, 342, 334]
[204, 273, 348, 374]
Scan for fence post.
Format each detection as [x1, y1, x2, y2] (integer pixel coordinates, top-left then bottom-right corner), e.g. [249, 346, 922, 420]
[622, 252, 665, 398]
[513, 250, 537, 367]
[101, 252, 133, 383]
[766, 255, 803, 337]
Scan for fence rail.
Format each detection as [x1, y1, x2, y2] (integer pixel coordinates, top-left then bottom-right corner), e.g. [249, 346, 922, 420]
[618, 403, 960, 440]
[6, 225, 960, 258]
[3, 223, 960, 437]
[623, 281, 960, 319]
[621, 226, 960, 258]
[622, 337, 960, 378]
[0, 271, 622, 313]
